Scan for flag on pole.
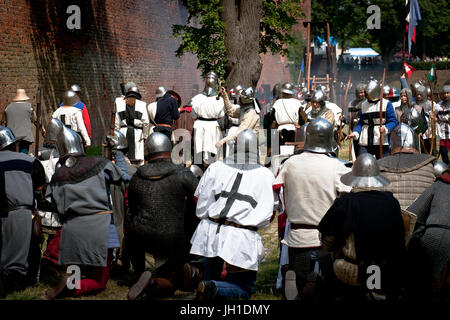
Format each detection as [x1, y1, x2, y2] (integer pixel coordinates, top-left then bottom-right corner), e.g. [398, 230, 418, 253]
[405, 0, 421, 53]
[404, 62, 416, 78]
[427, 63, 436, 82]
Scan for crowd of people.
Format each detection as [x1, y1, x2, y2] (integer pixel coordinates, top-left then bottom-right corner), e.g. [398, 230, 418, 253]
[0, 69, 449, 301]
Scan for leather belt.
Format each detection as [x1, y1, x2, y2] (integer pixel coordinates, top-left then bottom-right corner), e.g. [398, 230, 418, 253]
[208, 217, 258, 232]
[0, 205, 34, 216]
[156, 123, 172, 128]
[198, 117, 218, 121]
[290, 223, 318, 230]
[278, 122, 296, 126]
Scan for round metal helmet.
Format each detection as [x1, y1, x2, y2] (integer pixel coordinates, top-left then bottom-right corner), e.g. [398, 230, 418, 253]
[391, 87, 400, 98]
[204, 71, 218, 86]
[281, 82, 295, 95]
[113, 129, 128, 150]
[63, 90, 80, 106]
[415, 85, 427, 98]
[400, 88, 412, 103]
[145, 132, 172, 157]
[390, 123, 418, 152]
[355, 83, 367, 98]
[70, 84, 81, 93]
[433, 160, 449, 177]
[56, 126, 84, 157]
[366, 79, 381, 101]
[189, 164, 204, 180]
[272, 83, 281, 99]
[312, 89, 326, 103]
[45, 118, 65, 143]
[0, 125, 24, 150]
[230, 84, 243, 99]
[125, 86, 142, 100]
[341, 153, 390, 188]
[239, 87, 255, 105]
[400, 107, 423, 132]
[155, 86, 167, 99]
[304, 118, 334, 154]
[442, 85, 450, 94]
[124, 82, 136, 93]
[236, 129, 258, 155]
[383, 85, 391, 96]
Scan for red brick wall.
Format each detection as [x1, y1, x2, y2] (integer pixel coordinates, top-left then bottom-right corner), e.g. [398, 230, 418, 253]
[0, 0, 203, 145]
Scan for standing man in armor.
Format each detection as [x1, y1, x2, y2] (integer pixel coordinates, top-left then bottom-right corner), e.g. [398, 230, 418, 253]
[306, 89, 335, 126]
[432, 84, 450, 164]
[147, 86, 167, 136]
[216, 86, 260, 157]
[396, 88, 414, 121]
[346, 79, 398, 159]
[191, 130, 275, 300]
[220, 85, 242, 158]
[272, 82, 302, 145]
[263, 84, 281, 158]
[53, 90, 91, 148]
[0, 126, 46, 297]
[40, 126, 124, 299]
[125, 132, 199, 300]
[345, 83, 367, 157]
[191, 71, 225, 168]
[115, 86, 149, 165]
[273, 118, 351, 300]
[415, 85, 433, 154]
[67, 84, 92, 140]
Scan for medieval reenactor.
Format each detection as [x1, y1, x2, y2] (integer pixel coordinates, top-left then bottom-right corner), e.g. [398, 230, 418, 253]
[39, 126, 124, 299]
[432, 84, 450, 165]
[273, 118, 351, 300]
[347, 79, 398, 159]
[115, 86, 149, 165]
[319, 153, 406, 300]
[125, 132, 199, 300]
[191, 130, 275, 300]
[400, 107, 428, 152]
[305, 89, 335, 126]
[344, 83, 367, 157]
[396, 88, 414, 121]
[414, 85, 434, 154]
[377, 123, 435, 210]
[271, 82, 302, 145]
[216, 86, 260, 156]
[191, 71, 225, 167]
[0, 126, 46, 297]
[263, 84, 281, 157]
[219, 84, 242, 158]
[53, 90, 91, 148]
[152, 89, 181, 140]
[147, 86, 167, 136]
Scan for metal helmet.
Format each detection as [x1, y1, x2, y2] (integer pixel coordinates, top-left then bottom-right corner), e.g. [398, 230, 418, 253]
[312, 89, 326, 103]
[56, 126, 84, 157]
[281, 82, 295, 95]
[366, 79, 381, 101]
[442, 85, 450, 94]
[124, 82, 137, 93]
[125, 86, 142, 100]
[145, 132, 172, 157]
[189, 164, 204, 180]
[272, 83, 281, 99]
[304, 118, 334, 154]
[400, 88, 412, 103]
[230, 84, 243, 99]
[400, 107, 424, 132]
[239, 87, 255, 105]
[391, 87, 400, 98]
[355, 83, 367, 99]
[433, 160, 449, 177]
[155, 86, 167, 99]
[0, 125, 24, 151]
[203, 71, 218, 96]
[236, 129, 258, 155]
[341, 153, 390, 188]
[45, 118, 65, 143]
[113, 129, 128, 150]
[390, 123, 418, 152]
[415, 85, 427, 98]
[70, 84, 81, 93]
[383, 85, 391, 96]
[63, 90, 80, 106]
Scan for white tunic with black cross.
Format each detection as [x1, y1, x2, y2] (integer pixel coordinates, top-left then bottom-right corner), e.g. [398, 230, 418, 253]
[115, 97, 149, 161]
[190, 159, 275, 271]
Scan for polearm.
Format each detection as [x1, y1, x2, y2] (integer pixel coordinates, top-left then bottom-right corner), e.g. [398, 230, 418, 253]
[34, 86, 42, 157]
[337, 74, 351, 146]
[379, 68, 386, 159]
[425, 76, 435, 155]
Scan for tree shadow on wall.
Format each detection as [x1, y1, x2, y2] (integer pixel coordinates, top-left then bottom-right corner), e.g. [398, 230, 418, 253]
[26, 0, 124, 145]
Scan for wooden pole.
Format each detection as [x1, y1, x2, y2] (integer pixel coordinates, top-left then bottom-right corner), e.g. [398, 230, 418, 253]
[401, 26, 407, 74]
[379, 68, 386, 159]
[306, 22, 311, 92]
[426, 76, 435, 155]
[34, 87, 42, 157]
[337, 74, 351, 146]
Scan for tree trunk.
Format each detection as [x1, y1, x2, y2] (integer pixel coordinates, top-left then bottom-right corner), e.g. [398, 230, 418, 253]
[220, 0, 263, 89]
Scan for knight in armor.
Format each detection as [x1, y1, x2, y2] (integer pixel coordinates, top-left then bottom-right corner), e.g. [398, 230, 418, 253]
[305, 89, 335, 126]
[0, 126, 46, 297]
[344, 83, 367, 157]
[271, 82, 302, 145]
[263, 83, 281, 157]
[191, 71, 225, 168]
[399, 106, 428, 152]
[376, 123, 436, 210]
[273, 118, 351, 300]
[219, 84, 242, 158]
[216, 86, 260, 157]
[53, 90, 91, 148]
[388, 87, 401, 110]
[414, 85, 434, 154]
[125, 132, 199, 300]
[191, 130, 275, 300]
[147, 86, 167, 135]
[346, 79, 398, 159]
[396, 88, 414, 121]
[318, 153, 406, 300]
[432, 84, 450, 164]
[39, 126, 125, 299]
[115, 85, 149, 165]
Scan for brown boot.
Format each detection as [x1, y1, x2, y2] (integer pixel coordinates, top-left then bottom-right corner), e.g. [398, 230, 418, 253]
[127, 271, 152, 300]
[182, 263, 201, 292]
[39, 275, 69, 300]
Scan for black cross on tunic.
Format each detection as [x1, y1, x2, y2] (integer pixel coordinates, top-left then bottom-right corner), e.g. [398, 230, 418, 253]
[119, 105, 142, 160]
[214, 172, 258, 233]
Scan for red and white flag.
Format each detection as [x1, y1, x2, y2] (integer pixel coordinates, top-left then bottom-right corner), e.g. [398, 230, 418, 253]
[404, 62, 416, 78]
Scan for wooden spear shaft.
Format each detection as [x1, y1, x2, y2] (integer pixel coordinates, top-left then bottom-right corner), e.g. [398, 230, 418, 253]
[379, 68, 386, 159]
[337, 74, 351, 146]
[426, 76, 435, 155]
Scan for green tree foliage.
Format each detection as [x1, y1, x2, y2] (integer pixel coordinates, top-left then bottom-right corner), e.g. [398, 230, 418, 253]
[287, 33, 305, 84]
[172, 0, 304, 82]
